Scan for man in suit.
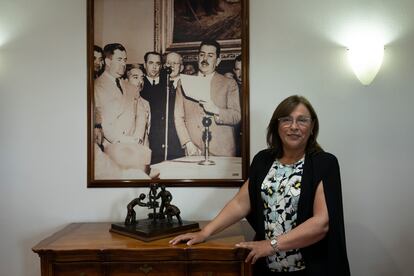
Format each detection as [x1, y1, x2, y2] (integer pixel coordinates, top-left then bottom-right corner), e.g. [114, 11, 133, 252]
[141, 51, 184, 164]
[232, 54, 242, 156]
[126, 64, 151, 147]
[94, 45, 105, 79]
[175, 40, 241, 157]
[233, 54, 242, 87]
[94, 43, 151, 174]
[93, 45, 105, 149]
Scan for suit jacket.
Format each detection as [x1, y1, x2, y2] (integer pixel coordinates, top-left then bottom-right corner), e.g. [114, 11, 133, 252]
[247, 149, 351, 276]
[94, 72, 150, 146]
[141, 75, 184, 164]
[174, 72, 241, 156]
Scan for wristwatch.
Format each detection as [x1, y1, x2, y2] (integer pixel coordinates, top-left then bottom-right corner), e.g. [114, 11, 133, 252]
[270, 237, 280, 253]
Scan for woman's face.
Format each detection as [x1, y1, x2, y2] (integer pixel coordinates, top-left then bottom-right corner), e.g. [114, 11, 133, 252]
[278, 103, 314, 153]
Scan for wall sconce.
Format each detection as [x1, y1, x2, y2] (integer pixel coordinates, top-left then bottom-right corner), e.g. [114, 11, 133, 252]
[347, 43, 384, 85]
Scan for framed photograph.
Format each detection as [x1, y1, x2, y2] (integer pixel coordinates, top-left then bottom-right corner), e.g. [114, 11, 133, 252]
[87, 0, 249, 187]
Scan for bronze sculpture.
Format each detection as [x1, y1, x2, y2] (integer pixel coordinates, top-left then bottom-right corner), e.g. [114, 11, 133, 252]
[124, 183, 182, 225]
[112, 184, 198, 241]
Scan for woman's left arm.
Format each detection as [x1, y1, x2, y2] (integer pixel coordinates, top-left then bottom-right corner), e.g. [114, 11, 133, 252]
[236, 181, 329, 264]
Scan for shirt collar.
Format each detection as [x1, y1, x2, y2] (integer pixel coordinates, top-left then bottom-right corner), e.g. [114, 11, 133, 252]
[170, 76, 180, 89]
[104, 71, 118, 83]
[197, 71, 215, 82]
[146, 75, 160, 85]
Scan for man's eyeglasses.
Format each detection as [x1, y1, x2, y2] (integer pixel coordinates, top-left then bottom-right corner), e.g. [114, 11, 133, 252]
[167, 62, 181, 67]
[278, 116, 312, 127]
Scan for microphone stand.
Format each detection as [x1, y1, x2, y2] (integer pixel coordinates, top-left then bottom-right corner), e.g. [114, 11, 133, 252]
[198, 116, 215, 166]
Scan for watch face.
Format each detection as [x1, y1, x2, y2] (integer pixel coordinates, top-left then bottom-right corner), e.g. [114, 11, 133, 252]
[270, 238, 279, 252]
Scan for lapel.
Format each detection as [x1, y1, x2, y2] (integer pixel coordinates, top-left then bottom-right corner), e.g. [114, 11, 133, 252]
[297, 153, 314, 224]
[102, 74, 130, 118]
[253, 150, 275, 239]
[210, 73, 221, 101]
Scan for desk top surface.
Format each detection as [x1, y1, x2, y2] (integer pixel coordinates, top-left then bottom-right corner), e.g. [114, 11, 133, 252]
[33, 221, 254, 253]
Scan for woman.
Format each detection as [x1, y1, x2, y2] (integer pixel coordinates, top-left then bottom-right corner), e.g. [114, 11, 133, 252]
[170, 95, 350, 275]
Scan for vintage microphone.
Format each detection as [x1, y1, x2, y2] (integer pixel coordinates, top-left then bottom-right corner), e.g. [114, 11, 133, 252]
[198, 116, 215, 166]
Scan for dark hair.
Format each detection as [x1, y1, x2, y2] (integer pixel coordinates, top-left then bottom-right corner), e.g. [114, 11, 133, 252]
[103, 43, 126, 59]
[144, 51, 162, 63]
[235, 54, 242, 63]
[199, 40, 221, 57]
[94, 45, 104, 56]
[93, 45, 105, 78]
[266, 95, 323, 158]
[125, 63, 144, 78]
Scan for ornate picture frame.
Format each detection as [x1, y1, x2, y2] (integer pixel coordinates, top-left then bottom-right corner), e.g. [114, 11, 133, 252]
[87, 0, 249, 187]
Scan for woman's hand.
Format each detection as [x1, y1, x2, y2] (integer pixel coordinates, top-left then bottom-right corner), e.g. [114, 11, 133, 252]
[169, 231, 208, 246]
[235, 240, 275, 264]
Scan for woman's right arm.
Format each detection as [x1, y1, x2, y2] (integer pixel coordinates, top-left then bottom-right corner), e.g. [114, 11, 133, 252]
[169, 180, 251, 245]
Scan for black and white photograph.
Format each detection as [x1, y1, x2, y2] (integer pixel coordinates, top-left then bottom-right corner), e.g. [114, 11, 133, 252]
[88, 0, 249, 187]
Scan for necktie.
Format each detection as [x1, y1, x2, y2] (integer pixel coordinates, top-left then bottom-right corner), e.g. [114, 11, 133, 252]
[169, 80, 175, 91]
[116, 78, 123, 94]
[152, 79, 156, 86]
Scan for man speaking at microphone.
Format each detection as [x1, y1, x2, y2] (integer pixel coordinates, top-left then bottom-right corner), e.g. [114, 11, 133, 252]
[175, 40, 241, 157]
[141, 51, 184, 164]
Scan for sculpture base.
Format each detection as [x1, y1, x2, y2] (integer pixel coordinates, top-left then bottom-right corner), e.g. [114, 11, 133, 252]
[110, 219, 200, 242]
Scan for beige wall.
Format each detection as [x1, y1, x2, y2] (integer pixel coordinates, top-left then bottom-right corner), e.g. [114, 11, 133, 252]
[95, 0, 154, 64]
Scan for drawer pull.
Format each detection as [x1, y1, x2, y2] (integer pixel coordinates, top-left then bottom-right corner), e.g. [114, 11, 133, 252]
[139, 264, 153, 274]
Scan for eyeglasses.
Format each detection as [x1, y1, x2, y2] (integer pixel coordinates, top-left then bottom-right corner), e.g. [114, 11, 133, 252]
[278, 116, 312, 127]
[166, 62, 181, 67]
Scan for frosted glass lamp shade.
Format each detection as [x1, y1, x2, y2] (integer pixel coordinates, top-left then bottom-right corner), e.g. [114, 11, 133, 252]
[347, 44, 384, 85]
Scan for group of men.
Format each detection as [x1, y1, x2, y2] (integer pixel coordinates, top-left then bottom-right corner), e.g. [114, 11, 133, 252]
[93, 40, 242, 179]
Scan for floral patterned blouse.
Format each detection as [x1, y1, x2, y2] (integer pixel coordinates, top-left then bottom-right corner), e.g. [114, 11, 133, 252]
[261, 157, 306, 272]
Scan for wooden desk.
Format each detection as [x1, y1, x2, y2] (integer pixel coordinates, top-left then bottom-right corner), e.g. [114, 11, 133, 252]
[33, 221, 254, 276]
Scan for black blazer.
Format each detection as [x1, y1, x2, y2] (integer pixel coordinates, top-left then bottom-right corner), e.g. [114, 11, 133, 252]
[141, 76, 184, 164]
[247, 149, 351, 276]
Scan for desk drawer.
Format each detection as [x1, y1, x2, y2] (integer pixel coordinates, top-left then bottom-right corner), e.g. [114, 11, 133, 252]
[188, 261, 242, 276]
[53, 262, 103, 276]
[108, 262, 186, 276]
